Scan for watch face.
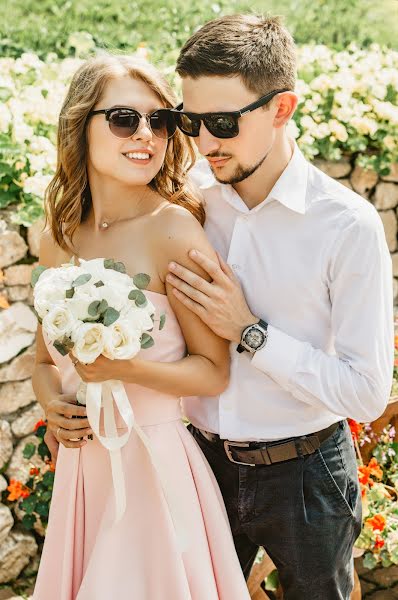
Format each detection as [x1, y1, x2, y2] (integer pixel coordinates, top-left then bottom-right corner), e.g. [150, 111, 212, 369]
[244, 327, 265, 349]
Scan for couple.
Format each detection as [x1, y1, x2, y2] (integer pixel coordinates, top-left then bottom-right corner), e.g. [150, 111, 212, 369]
[32, 13, 393, 600]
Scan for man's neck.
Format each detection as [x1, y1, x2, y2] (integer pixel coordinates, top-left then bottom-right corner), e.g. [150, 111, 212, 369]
[233, 135, 294, 210]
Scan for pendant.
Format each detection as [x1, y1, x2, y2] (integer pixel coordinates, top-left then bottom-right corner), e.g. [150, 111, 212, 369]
[101, 221, 109, 229]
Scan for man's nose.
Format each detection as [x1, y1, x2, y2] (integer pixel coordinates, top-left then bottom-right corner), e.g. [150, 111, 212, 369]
[195, 123, 221, 157]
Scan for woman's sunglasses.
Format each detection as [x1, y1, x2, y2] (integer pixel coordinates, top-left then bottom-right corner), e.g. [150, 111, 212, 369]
[89, 107, 177, 140]
[173, 89, 289, 139]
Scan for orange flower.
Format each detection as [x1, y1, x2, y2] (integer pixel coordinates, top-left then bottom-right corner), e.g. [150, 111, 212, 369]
[374, 536, 385, 549]
[7, 479, 30, 501]
[368, 457, 383, 480]
[348, 419, 363, 441]
[366, 514, 386, 532]
[30, 467, 40, 476]
[395, 335, 398, 349]
[395, 358, 398, 367]
[48, 462, 55, 472]
[34, 419, 47, 431]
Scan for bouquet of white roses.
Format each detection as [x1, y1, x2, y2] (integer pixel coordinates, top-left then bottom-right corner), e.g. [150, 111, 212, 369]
[31, 257, 166, 522]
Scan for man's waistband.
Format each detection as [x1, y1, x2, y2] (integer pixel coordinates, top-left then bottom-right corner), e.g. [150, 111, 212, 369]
[194, 421, 342, 467]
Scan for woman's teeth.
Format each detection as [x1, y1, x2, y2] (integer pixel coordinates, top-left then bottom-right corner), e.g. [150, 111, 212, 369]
[125, 152, 150, 160]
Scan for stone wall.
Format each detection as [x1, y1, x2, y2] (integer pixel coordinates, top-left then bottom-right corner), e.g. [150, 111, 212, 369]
[0, 161, 398, 590]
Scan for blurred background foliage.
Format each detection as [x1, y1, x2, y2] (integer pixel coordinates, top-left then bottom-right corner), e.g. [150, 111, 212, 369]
[1, 0, 397, 68]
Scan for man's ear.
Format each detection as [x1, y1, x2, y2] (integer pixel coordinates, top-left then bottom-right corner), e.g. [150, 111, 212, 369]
[273, 92, 298, 129]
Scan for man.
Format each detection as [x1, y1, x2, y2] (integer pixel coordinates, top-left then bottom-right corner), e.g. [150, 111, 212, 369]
[166, 14, 394, 599]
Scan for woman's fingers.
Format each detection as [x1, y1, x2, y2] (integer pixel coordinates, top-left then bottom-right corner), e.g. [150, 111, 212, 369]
[44, 429, 59, 465]
[55, 415, 91, 430]
[56, 426, 93, 447]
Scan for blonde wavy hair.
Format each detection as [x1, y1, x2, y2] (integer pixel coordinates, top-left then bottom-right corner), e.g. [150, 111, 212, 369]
[45, 54, 204, 249]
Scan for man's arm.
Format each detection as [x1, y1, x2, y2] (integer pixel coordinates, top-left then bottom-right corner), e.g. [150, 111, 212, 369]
[167, 206, 394, 423]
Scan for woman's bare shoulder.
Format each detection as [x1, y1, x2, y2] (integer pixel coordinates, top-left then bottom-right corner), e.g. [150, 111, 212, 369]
[39, 229, 70, 268]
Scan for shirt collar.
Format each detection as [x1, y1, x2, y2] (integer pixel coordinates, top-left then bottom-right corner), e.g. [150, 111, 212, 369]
[193, 142, 309, 215]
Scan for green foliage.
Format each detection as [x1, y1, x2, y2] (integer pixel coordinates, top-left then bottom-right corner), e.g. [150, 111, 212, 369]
[0, 0, 396, 62]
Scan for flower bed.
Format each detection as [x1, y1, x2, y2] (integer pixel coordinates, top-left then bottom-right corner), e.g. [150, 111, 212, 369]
[0, 44, 397, 227]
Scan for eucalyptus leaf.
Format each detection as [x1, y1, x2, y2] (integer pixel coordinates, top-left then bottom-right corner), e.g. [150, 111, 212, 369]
[103, 307, 120, 326]
[159, 313, 166, 330]
[129, 289, 147, 307]
[31, 265, 47, 288]
[53, 340, 68, 356]
[88, 300, 101, 316]
[65, 288, 74, 298]
[94, 280, 104, 287]
[133, 273, 151, 289]
[72, 273, 92, 287]
[141, 333, 154, 349]
[98, 299, 108, 314]
[113, 261, 126, 273]
[104, 259, 115, 269]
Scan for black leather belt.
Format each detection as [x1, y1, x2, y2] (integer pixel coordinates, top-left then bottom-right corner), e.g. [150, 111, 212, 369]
[196, 421, 341, 467]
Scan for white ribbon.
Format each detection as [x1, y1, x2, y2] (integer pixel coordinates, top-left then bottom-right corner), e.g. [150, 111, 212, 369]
[84, 380, 188, 550]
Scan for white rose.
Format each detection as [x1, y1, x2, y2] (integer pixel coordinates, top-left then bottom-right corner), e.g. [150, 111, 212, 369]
[72, 322, 109, 364]
[34, 285, 68, 319]
[124, 305, 155, 333]
[67, 286, 102, 321]
[103, 319, 142, 360]
[42, 306, 75, 341]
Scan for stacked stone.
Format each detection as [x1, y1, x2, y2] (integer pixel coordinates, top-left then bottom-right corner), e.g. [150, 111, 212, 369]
[0, 161, 398, 592]
[0, 217, 44, 590]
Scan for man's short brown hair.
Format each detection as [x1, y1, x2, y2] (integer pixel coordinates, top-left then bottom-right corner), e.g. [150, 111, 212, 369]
[176, 14, 297, 96]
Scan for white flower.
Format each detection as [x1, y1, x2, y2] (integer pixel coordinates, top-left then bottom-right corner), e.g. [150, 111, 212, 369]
[328, 119, 348, 143]
[72, 322, 109, 364]
[103, 318, 142, 360]
[286, 119, 300, 139]
[351, 116, 378, 136]
[42, 306, 75, 341]
[23, 173, 52, 199]
[0, 105, 11, 133]
[34, 284, 70, 319]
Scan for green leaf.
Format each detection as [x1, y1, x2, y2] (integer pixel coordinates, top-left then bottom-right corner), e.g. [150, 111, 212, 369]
[35, 425, 47, 439]
[94, 280, 104, 287]
[41, 490, 52, 502]
[20, 495, 37, 514]
[98, 299, 108, 314]
[42, 471, 55, 487]
[113, 261, 126, 273]
[22, 443, 36, 460]
[133, 273, 151, 289]
[141, 333, 154, 349]
[65, 288, 74, 298]
[104, 259, 115, 269]
[265, 569, 279, 592]
[53, 340, 68, 356]
[35, 501, 49, 517]
[38, 441, 51, 460]
[128, 289, 148, 307]
[71, 273, 92, 287]
[159, 313, 166, 330]
[103, 307, 120, 326]
[88, 300, 101, 316]
[31, 265, 47, 288]
[22, 514, 36, 530]
[363, 552, 379, 570]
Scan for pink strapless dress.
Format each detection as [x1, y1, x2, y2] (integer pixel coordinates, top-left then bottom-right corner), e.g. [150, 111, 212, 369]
[32, 291, 250, 600]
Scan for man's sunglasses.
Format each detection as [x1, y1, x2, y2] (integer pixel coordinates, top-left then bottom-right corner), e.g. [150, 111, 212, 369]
[89, 107, 177, 140]
[173, 89, 289, 139]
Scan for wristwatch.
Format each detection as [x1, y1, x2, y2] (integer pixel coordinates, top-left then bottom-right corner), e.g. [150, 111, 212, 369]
[237, 319, 268, 354]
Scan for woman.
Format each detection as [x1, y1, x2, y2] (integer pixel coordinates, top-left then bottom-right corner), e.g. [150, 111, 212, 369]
[32, 54, 251, 600]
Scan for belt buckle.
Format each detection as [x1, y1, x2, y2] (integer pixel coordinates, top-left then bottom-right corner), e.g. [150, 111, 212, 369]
[223, 440, 255, 467]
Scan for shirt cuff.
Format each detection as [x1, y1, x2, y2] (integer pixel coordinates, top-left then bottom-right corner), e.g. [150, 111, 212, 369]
[251, 325, 302, 388]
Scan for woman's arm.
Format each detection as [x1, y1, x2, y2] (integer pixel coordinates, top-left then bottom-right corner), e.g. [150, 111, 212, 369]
[32, 231, 93, 457]
[74, 207, 230, 396]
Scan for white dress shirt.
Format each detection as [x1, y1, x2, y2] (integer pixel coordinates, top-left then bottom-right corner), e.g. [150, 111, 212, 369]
[182, 144, 394, 441]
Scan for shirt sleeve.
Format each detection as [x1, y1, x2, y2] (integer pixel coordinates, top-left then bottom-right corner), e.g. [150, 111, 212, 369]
[251, 204, 394, 423]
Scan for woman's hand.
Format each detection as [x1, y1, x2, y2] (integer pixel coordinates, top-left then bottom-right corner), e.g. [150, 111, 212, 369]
[44, 428, 60, 466]
[46, 392, 93, 449]
[71, 354, 126, 383]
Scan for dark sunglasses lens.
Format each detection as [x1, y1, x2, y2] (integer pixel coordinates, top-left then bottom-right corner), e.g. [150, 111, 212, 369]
[149, 110, 176, 139]
[176, 113, 201, 137]
[205, 114, 238, 138]
[108, 110, 139, 138]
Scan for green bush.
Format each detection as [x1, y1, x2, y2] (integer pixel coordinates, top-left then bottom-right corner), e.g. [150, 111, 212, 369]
[0, 0, 397, 63]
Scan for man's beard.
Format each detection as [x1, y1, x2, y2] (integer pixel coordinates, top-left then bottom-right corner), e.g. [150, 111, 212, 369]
[210, 148, 271, 185]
